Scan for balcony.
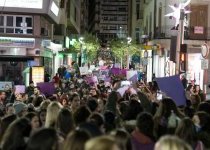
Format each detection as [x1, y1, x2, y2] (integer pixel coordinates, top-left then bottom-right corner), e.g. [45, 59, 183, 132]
[154, 26, 210, 40]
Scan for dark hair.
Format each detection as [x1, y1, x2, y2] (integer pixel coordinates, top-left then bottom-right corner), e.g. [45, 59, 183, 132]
[26, 128, 58, 150]
[1, 117, 31, 150]
[57, 108, 75, 138]
[104, 111, 116, 133]
[63, 129, 91, 150]
[25, 112, 38, 121]
[73, 106, 91, 126]
[89, 113, 104, 128]
[197, 102, 210, 115]
[111, 129, 132, 150]
[87, 97, 98, 112]
[0, 114, 17, 141]
[69, 93, 80, 102]
[136, 112, 154, 140]
[124, 99, 143, 121]
[175, 117, 197, 147]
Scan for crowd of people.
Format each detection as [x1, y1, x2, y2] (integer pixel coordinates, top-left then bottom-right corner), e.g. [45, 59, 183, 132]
[0, 71, 210, 150]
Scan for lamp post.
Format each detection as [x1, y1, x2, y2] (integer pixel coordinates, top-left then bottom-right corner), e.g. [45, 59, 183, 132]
[126, 37, 132, 69]
[79, 37, 84, 67]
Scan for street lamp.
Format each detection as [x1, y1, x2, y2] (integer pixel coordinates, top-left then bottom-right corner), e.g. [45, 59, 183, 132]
[79, 37, 84, 67]
[126, 37, 132, 69]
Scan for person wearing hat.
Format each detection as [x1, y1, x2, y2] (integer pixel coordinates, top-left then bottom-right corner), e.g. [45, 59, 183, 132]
[26, 81, 35, 97]
[13, 101, 28, 117]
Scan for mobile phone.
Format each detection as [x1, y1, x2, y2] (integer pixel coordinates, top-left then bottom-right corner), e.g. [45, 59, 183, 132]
[157, 92, 162, 100]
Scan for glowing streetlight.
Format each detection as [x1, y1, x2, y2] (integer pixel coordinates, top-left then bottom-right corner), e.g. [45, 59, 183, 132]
[79, 37, 84, 67]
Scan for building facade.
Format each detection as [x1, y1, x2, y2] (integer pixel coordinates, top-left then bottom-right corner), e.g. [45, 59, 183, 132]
[143, 0, 210, 93]
[0, 0, 82, 85]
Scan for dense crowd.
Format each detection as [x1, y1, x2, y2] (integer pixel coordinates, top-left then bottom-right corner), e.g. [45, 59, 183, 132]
[0, 72, 209, 150]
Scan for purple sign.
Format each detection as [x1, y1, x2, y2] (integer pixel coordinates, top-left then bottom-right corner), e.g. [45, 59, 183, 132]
[156, 75, 186, 106]
[37, 82, 55, 97]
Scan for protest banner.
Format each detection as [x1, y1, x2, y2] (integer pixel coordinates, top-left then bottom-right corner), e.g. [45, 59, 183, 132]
[15, 85, 25, 94]
[37, 82, 55, 97]
[79, 66, 89, 75]
[126, 70, 138, 83]
[156, 75, 186, 106]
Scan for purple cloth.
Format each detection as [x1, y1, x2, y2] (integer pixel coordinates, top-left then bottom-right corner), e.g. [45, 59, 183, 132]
[37, 82, 55, 97]
[110, 68, 121, 75]
[156, 75, 186, 106]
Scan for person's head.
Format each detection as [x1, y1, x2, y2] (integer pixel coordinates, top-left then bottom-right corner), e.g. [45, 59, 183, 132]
[5, 103, 15, 116]
[136, 112, 154, 140]
[13, 101, 28, 117]
[63, 129, 91, 150]
[89, 113, 105, 133]
[69, 93, 80, 112]
[34, 87, 40, 95]
[194, 85, 200, 92]
[26, 128, 59, 150]
[74, 106, 91, 126]
[192, 111, 210, 132]
[124, 99, 143, 121]
[0, 114, 17, 141]
[1, 117, 31, 150]
[45, 101, 62, 128]
[60, 94, 69, 106]
[175, 117, 197, 146]
[29, 81, 34, 87]
[38, 109, 47, 127]
[111, 129, 132, 150]
[197, 102, 210, 115]
[186, 84, 194, 92]
[87, 97, 98, 112]
[85, 136, 120, 150]
[155, 135, 192, 150]
[156, 97, 183, 119]
[0, 91, 6, 101]
[39, 99, 51, 110]
[57, 108, 74, 137]
[25, 112, 40, 130]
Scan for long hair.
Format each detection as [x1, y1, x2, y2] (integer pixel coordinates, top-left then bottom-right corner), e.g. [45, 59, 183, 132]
[1, 118, 31, 150]
[175, 118, 197, 146]
[56, 108, 75, 138]
[45, 101, 62, 128]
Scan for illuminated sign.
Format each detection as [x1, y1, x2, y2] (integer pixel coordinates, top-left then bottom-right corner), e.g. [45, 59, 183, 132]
[0, 37, 35, 48]
[31, 67, 45, 86]
[0, 0, 43, 9]
[194, 26, 204, 34]
[51, 1, 59, 16]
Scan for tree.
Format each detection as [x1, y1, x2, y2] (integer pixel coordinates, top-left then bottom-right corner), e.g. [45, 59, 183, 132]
[72, 33, 100, 63]
[110, 38, 140, 64]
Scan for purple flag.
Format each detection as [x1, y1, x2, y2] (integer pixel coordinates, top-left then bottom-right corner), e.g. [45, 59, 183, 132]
[110, 68, 121, 75]
[156, 75, 186, 106]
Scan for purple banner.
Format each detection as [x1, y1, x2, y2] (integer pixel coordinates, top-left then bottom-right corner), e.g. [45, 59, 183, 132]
[37, 82, 55, 97]
[156, 75, 186, 106]
[110, 68, 121, 75]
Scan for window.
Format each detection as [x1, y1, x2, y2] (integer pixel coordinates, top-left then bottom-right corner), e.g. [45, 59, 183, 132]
[136, 4, 140, 19]
[0, 15, 33, 35]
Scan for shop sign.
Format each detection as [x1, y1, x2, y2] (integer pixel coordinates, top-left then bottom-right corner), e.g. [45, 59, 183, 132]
[194, 26, 204, 34]
[0, 37, 35, 48]
[31, 67, 44, 86]
[201, 59, 208, 70]
[0, 0, 43, 9]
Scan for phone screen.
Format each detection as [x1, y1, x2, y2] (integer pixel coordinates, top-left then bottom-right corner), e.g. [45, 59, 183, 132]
[157, 92, 162, 100]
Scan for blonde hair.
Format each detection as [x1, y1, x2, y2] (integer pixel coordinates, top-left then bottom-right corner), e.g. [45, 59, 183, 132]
[85, 136, 119, 150]
[155, 135, 192, 150]
[45, 101, 62, 128]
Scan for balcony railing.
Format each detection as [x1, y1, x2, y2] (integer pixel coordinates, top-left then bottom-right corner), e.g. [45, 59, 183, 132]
[154, 26, 210, 40]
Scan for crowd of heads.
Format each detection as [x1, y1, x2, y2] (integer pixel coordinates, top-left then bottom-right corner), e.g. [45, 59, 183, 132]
[0, 74, 209, 150]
